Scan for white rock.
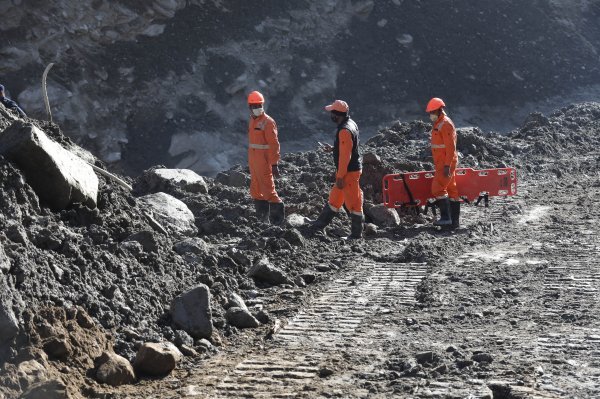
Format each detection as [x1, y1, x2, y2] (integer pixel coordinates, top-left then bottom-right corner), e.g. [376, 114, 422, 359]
[137, 192, 197, 236]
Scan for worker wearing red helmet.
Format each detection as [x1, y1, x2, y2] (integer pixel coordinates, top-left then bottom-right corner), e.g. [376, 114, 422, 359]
[426, 97, 460, 228]
[313, 100, 364, 239]
[247, 91, 284, 224]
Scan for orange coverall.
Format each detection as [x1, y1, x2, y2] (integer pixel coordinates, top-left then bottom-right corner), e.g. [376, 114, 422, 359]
[248, 113, 281, 203]
[329, 129, 363, 215]
[430, 114, 459, 199]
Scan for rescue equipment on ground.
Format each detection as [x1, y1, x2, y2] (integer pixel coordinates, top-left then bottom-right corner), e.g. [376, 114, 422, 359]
[382, 167, 517, 209]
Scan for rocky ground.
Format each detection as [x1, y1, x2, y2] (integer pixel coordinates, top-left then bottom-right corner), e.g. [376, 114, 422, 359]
[0, 101, 599, 398]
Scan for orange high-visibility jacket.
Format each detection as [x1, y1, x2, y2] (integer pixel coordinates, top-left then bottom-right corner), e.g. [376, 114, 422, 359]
[431, 114, 458, 168]
[248, 113, 280, 166]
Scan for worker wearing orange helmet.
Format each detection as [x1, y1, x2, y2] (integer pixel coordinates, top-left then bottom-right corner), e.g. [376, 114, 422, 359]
[313, 100, 364, 239]
[426, 97, 460, 228]
[247, 90, 284, 224]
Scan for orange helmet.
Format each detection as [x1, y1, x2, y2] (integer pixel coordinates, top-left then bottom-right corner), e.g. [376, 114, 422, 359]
[247, 91, 265, 105]
[426, 97, 445, 113]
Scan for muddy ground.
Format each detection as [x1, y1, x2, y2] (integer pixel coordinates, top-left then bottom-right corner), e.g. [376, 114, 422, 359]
[0, 102, 599, 398]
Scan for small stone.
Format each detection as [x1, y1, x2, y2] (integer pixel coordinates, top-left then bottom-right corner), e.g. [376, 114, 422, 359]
[227, 293, 247, 310]
[226, 307, 260, 328]
[364, 223, 378, 236]
[247, 258, 291, 286]
[134, 342, 182, 376]
[95, 351, 136, 386]
[367, 204, 400, 227]
[315, 264, 330, 272]
[456, 359, 474, 369]
[472, 352, 494, 363]
[179, 345, 198, 357]
[318, 366, 334, 378]
[415, 351, 434, 364]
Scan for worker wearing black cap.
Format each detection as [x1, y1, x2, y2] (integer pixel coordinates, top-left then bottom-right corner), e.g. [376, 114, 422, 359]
[0, 84, 26, 118]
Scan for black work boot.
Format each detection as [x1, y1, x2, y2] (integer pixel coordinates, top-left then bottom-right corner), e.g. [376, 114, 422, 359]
[347, 214, 364, 239]
[269, 202, 285, 225]
[450, 200, 460, 229]
[433, 198, 452, 226]
[254, 200, 270, 223]
[312, 204, 337, 229]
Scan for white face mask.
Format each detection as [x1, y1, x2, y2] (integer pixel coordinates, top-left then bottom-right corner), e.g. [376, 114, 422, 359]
[252, 107, 264, 117]
[429, 113, 438, 122]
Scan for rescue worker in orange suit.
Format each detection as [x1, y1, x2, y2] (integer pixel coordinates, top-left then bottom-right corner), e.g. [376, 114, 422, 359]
[313, 100, 364, 239]
[426, 97, 460, 228]
[247, 91, 285, 224]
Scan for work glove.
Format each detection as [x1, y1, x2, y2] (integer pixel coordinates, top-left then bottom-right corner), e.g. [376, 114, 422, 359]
[272, 164, 280, 178]
[335, 177, 345, 189]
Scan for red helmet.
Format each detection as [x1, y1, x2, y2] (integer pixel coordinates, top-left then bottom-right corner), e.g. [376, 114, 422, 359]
[426, 97, 446, 112]
[247, 91, 265, 105]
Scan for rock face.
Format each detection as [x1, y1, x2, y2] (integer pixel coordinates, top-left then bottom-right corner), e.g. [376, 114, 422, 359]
[367, 204, 400, 227]
[133, 342, 182, 376]
[171, 285, 213, 339]
[137, 192, 197, 236]
[0, 122, 98, 210]
[96, 351, 136, 386]
[139, 168, 209, 194]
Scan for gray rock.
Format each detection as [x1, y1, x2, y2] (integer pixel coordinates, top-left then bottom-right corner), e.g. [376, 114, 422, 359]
[146, 168, 208, 194]
[283, 228, 305, 247]
[137, 192, 197, 237]
[367, 204, 400, 227]
[415, 351, 434, 364]
[248, 258, 291, 286]
[0, 122, 98, 210]
[171, 284, 213, 339]
[227, 293, 247, 310]
[225, 307, 260, 329]
[173, 237, 209, 256]
[173, 329, 194, 347]
[6, 224, 28, 244]
[96, 351, 136, 386]
[134, 342, 182, 376]
[20, 379, 68, 399]
[364, 223, 378, 236]
[0, 244, 10, 273]
[124, 230, 159, 252]
[472, 352, 494, 363]
[215, 170, 248, 188]
[286, 213, 309, 227]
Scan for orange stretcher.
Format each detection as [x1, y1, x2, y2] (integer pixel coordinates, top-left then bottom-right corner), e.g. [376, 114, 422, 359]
[382, 167, 517, 208]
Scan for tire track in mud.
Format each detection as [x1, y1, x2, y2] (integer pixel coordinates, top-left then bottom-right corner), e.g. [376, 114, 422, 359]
[211, 262, 429, 398]
[452, 182, 600, 398]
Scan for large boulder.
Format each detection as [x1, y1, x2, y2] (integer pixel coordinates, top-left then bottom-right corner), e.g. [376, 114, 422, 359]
[170, 284, 212, 339]
[137, 192, 197, 237]
[95, 351, 136, 386]
[20, 379, 68, 399]
[133, 342, 182, 376]
[0, 121, 98, 210]
[141, 168, 208, 194]
[366, 204, 400, 227]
